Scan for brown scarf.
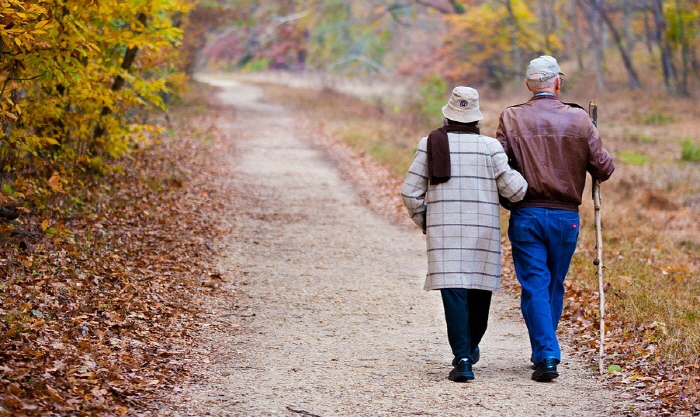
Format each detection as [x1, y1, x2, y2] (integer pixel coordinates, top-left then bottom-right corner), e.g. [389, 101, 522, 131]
[427, 124, 480, 184]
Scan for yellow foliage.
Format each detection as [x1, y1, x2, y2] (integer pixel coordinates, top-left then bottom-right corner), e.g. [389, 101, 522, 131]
[438, 0, 563, 84]
[0, 0, 193, 211]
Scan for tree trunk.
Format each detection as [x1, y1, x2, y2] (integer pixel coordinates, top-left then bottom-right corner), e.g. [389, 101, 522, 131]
[580, 0, 606, 89]
[651, 0, 677, 94]
[691, 46, 700, 82]
[623, 0, 634, 52]
[674, 0, 689, 96]
[505, 0, 523, 82]
[571, 0, 585, 70]
[540, 0, 552, 50]
[643, 9, 654, 54]
[585, 0, 642, 89]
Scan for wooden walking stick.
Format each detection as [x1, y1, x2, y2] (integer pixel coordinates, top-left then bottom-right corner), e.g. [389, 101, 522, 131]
[589, 101, 605, 375]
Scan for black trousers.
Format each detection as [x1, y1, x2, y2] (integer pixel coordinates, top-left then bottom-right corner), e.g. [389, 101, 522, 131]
[440, 288, 493, 365]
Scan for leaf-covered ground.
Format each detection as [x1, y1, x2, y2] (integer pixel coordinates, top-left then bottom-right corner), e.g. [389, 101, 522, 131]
[0, 86, 239, 416]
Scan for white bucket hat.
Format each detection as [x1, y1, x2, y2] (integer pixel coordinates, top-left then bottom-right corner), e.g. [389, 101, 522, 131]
[441, 86, 484, 124]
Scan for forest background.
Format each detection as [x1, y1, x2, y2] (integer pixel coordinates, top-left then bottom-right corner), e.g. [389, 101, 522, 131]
[1, 0, 699, 415]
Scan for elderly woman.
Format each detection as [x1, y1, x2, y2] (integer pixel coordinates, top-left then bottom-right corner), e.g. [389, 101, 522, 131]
[401, 86, 528, 382]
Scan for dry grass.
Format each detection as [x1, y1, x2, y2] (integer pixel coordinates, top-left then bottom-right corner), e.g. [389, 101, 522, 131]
[568, 79, 700, 374]
[279, 86, 428, 176]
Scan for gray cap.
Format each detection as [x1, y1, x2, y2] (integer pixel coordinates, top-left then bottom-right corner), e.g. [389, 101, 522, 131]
[526, 55, 566, 81]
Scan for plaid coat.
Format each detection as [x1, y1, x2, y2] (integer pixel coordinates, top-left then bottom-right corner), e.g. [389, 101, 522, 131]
[401, 132, 528, 291]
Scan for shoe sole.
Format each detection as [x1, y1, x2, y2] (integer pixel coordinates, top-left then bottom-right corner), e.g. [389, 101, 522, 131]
[532, 371, 559, 382]
[449, 373, 475, 382]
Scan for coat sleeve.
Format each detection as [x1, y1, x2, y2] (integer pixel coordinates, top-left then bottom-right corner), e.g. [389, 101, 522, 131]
[490, 140, 528, 203]
[401, 138, 429, 230]
[585, 118, 615, 182]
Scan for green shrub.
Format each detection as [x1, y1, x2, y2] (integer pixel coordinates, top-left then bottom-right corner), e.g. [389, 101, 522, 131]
[618, 150, 649, 165]
[419, 76, 448, 123]
[636, 135, 656, 144]
[242, 58, 271, 72]
[641, 112, 674, 125]
[681, 140, 700, 162]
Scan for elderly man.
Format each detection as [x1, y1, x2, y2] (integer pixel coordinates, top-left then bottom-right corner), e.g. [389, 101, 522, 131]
[402, 86, 527, 382]
[496, 56, 615, 381]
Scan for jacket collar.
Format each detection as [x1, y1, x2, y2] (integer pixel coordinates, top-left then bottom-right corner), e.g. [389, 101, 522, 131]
[531, 92, 557, 99]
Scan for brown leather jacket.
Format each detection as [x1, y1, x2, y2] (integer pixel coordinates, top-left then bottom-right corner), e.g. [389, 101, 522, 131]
[496, 95, 615, 211]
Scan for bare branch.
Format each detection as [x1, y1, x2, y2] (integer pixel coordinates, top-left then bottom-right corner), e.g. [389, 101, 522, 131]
[412, 0, 465, 14]
[328, 54, 388, 74]
[261, 10, 310, 40]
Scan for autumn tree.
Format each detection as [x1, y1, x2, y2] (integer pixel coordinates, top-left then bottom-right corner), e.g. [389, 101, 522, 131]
[0, 0, 191, 224]
[432, 0, 555, 88]
[662, 0, 699, 96]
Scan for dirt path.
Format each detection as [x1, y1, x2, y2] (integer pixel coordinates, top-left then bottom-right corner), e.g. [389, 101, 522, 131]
[158, 78, 633, 416]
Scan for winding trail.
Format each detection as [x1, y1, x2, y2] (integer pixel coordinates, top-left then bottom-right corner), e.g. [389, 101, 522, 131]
[160, 77, 633, 416]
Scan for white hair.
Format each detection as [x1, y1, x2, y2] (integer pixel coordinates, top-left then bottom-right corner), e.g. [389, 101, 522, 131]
[526, 75, 559, 91]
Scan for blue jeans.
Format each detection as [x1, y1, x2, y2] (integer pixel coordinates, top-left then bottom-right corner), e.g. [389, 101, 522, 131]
[508, 207, 580, 364]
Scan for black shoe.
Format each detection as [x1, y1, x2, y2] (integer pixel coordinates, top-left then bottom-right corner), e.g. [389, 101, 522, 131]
[530, 354, 535, 370]
[531, 357, 559, 382]
[448, 358, 474, 382]
[472, 346, 480, 365]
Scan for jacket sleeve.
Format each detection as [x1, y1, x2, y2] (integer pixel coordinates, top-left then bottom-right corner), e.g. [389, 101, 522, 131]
[401, 138, 429, 230]
[490, 141, 528, 203]
[585, 119, 615, 182]
[496, 112, 509, 155]
[496, 110, 520, 172]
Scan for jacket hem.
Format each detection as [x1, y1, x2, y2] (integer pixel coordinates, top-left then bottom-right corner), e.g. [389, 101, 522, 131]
[424, 283, 501, 292]
[512, 200, 579, 212]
